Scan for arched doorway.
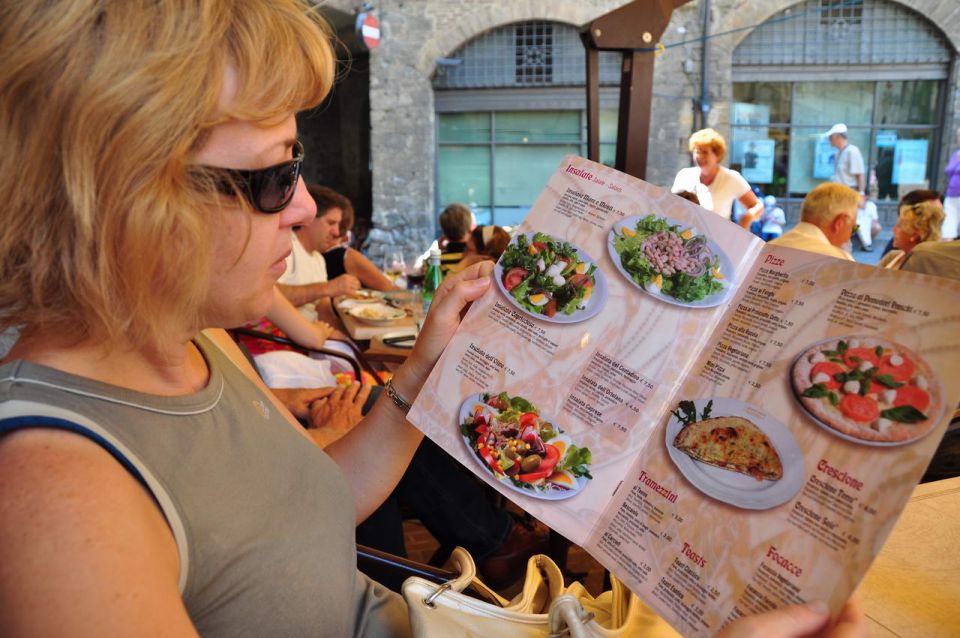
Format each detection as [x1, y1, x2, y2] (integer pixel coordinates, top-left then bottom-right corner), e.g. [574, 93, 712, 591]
[730, 0, 954, 202]
[432, 21, 622, 227]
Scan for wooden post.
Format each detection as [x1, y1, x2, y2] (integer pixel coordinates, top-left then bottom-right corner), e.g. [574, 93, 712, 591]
[584, 43, 600, 163]
[581, 0, 693, 179]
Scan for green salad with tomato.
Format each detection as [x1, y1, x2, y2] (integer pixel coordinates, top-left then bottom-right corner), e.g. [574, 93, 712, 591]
[460, 392, 592, 496]
[500, 233, 597, 318]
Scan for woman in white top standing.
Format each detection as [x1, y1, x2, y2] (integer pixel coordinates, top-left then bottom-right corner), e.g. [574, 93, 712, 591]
[672, 128, 763, 228]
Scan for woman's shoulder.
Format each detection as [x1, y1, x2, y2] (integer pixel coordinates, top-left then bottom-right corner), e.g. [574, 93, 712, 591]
[878, 250, 905, 269]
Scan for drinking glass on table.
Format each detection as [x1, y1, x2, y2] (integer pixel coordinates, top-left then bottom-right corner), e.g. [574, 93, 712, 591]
[409, 287, 426, 335]
[383, 250, 406, 286]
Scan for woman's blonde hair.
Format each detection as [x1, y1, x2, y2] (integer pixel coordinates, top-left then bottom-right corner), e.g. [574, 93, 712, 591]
[898, 201, 945, 243]
[0, 0, 335, 352]
[688, 128, 727, 161]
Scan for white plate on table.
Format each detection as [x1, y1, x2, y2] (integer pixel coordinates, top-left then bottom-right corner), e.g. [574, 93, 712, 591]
[347, 303, 407, 326]
[665, 397, 803, 510]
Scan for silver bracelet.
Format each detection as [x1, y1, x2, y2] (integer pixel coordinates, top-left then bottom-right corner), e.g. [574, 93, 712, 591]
[384, 377, 412, 414]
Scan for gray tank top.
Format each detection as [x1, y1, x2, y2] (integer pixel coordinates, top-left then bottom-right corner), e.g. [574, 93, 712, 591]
[0, 332, 409, 637]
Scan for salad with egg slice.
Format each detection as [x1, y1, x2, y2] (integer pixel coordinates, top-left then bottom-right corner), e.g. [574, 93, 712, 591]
[460, 392, 592, 496]
[499, 232, 598, 318]
[612, 215, 724, 303]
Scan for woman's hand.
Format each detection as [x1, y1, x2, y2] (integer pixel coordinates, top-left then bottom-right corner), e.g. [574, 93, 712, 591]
[400, 261, 493, 388]
[715, 597, 868, 638]
[270, 387, 336, 420]
[310, 320, 333, 347]
[307, 382, 372, 433]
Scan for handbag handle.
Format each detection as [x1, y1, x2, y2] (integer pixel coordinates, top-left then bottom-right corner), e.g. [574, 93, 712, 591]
[422, 547, 510, 608]
[548, 595, 597, 638]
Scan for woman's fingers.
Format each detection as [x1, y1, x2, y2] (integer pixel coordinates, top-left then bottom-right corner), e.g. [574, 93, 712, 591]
[431, 260, 494, 309]
[354, 383, 372, 408]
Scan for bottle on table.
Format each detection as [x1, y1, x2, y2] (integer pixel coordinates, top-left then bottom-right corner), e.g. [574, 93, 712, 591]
[422, 248, 442, 315]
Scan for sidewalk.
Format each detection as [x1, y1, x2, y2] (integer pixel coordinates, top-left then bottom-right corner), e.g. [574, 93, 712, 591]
[850, 227, 892, 266]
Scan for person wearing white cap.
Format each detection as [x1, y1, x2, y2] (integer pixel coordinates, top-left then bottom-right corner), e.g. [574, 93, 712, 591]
[826, 123, 866, 201]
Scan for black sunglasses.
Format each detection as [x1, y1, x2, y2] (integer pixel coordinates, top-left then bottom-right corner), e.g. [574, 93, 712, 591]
[201, 140, 304, 213]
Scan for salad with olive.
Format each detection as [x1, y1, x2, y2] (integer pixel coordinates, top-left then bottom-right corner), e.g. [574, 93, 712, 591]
[460, 392, 592, 495]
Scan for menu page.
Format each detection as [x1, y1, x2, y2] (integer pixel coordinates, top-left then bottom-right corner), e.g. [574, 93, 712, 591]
[589, 244, 960, 635]
[407, 155, 761, 545]
[407, 155, 960, 636]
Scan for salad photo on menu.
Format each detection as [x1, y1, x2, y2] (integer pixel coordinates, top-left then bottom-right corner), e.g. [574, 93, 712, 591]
[608, 214, 732, 307]
[496, 232, 607, 323]
[459, 392, 592, 500]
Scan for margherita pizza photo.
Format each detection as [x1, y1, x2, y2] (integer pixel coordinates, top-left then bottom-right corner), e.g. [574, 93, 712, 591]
[791, 336, 943, 445]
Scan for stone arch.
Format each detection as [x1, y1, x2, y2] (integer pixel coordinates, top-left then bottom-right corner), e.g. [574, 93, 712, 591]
[416, 0, 626, 76]
[719, 0, 957, 53]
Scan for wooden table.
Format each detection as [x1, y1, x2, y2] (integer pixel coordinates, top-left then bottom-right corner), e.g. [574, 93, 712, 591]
[857, 476, 960, 637]
[365, 333, 415, 363]
[333, 297, 418, 341]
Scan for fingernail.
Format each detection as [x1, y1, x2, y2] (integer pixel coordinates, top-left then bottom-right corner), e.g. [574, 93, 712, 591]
[806, 600, 829, 615]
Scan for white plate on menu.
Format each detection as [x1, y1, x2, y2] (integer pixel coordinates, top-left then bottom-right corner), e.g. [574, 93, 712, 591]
[665, 398, 804, 510]
[608, 215, 734, 308]
[458, 393, 590, 501]
[494, 232, 608, 324]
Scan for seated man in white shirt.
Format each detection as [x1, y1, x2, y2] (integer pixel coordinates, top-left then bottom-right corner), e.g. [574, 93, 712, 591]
[769, 183, 858, 261]
[277, 184, 361, 322]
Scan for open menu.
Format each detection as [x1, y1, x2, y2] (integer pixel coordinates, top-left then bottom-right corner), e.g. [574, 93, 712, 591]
[407, 155, 960, 636]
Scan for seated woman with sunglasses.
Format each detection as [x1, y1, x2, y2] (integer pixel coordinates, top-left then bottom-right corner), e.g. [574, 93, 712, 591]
[0, 2, 866, 636]
[0, 2, 474, 635]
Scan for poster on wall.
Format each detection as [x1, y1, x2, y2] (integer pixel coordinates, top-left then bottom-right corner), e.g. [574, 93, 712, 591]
[733, 139, 775, 184]
[876, 130, 897, 148]
[732, 102, 770, 137]
[812, 137, 836, 180]
[892, 139, 928, 184]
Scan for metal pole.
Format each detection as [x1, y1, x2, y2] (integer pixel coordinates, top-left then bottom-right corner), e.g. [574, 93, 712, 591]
[699, 0, 711, 130]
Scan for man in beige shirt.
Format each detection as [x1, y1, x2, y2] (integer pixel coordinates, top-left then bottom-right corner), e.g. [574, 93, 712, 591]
[769, 183, 858, 261]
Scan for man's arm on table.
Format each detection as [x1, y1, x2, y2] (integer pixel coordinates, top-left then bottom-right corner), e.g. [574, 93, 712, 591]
[277, 274, 360, 308]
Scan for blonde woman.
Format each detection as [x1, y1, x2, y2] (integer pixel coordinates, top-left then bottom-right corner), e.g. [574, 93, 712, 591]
[672, 128, 763, 227]
[0, 2, 492, 635]
[879, 201, 946, 269]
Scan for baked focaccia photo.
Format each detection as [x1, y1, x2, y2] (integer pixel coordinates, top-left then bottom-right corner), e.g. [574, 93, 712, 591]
[672, 415, 783, 482]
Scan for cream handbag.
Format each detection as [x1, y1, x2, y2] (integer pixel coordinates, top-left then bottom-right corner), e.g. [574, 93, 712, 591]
[402, 547, 680, 638]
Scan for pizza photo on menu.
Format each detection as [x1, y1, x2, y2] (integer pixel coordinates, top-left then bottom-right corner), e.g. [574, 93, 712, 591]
[665, 398, 803, 510]
[459, 392, 592, 500]
[608, 214, 733, 308]
[791, 336, 944, 446]
[495, 232, 607, 324]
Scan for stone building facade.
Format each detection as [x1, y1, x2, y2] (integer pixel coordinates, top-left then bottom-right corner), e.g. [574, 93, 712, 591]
[320, 0, 960, 255]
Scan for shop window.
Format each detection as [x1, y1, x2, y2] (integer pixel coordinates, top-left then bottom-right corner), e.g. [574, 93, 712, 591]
[434, 21, 623, 226]
[437, 109, 616, 226]
[731, 80, 943, 199]
[731, 0, 951, 200]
